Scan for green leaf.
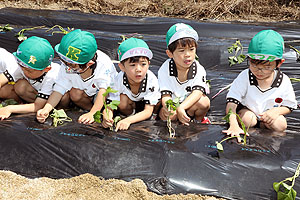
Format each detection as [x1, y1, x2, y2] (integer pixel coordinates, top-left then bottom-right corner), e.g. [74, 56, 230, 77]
[55, 109, 68, 118]
[223, 108, 233, 123]
[93, 111, 102, 123]
[18, 35, 27, 41]
[114, 116, 121, 124]
[237, 54, 246, 64]
[216, 142, 223, 152]
[273, 182, 281, 192]
[227, 46, 234, 54]
[0, 104, 3, 108]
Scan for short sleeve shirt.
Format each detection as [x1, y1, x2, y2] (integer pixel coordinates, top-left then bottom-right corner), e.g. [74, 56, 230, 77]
[226, 68, 298, 116]
[1, 48, 61, 99]
[0, 48, 18, 74]
[53, 50, 117, 97]
[158, 58, 209, 102]
[107, 70, 160, 105]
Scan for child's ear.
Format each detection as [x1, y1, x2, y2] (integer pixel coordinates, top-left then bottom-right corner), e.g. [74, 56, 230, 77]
[276, 59, 285, 69]
[118, 63, 125, 72]
[43, 66, 52, 72]
[166, 49, 173, 58]
[87, 60, 95, 67]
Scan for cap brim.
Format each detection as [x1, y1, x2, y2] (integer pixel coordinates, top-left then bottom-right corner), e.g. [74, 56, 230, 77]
[55, 43, 81, 64]
[120, 47, 153, 61]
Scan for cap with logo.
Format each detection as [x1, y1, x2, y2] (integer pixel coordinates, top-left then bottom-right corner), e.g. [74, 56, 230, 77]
[55, 29, 98, 64]
[13, 36, 54, 70]
[166, 23, 199, 47]
[247, 29, 284, 62]
[118, 38, 153, 62]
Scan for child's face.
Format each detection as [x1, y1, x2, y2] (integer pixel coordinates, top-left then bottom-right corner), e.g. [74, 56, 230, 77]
[19, 65, 49, 79]
[60, 59, 89, 74]
[249, 59, 277, 80]
[167, 44, 196, 70]
[119, 57, 150, 85]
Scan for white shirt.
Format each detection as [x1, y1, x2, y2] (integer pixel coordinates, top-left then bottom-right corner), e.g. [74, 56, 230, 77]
[0, 48, 17, 74]
[1, 48, 61, 99]
[226, 68, 298, 116]
[53, 50, 117, 97]
[107, 70, 160, 105]
[158, 58, 209, 102]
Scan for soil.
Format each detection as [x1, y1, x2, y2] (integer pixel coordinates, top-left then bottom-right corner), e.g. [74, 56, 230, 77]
[0, 0, 295, 199]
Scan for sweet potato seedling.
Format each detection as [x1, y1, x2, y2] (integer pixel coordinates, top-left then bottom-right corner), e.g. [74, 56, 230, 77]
[15, 26, 45, 41]
[0, 24, 13, 32]
[165, 98, 179, 138]
[93, 87, 120, 131]
[216, 108, 250, 152]
[50, 109, 72, 127]
[273, 162, 300, 200]
[46, 25, 74, 35]
[227, 40, 246, 66]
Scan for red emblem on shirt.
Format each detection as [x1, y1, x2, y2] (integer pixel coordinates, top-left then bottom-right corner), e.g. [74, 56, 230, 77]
[275, 98, 283, 104]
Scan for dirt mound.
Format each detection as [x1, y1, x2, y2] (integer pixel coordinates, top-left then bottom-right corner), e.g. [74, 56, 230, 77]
[0, 170, 221, 200]
[0, 0, 299, 22]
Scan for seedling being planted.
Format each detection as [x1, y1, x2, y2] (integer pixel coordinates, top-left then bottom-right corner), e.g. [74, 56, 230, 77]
[15, 26, 45, 41]
[46, 25, 74, 35]
[50, 109, 72, 127]
[216, 108, 250, 152]
[228, 40, 246, 66]
[273, 162, 300, 200]
[0, 24, 13, 32]
[165, 98, 180, 138]
[93, 87, 120, 131]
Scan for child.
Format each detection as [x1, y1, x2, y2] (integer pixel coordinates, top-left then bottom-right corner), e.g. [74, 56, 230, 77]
[0, 36, 61, 119]
[158, 23, 210, 126]
[101, 37, 160, 131]
[36, 29, 117, 124]
[223, 30, 298, 142]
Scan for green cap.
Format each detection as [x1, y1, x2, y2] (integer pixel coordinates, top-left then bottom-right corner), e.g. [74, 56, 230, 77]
[117, 38, 153, 61]
[166, 23, 198, 46]
[13, 36, 54, 70]
[247, 30, 284, 62]
[55, 29, 97, 64]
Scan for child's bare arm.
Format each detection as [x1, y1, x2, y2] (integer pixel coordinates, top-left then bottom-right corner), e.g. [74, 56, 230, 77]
[78, 88, 106, 124]
[260, 106, 291, 125]
[36, 91, 63, 123]
[0, 73, 8, 88]
[115, 104, 154, 131]
[177, 90, 202, 125]
[0, 98, 47, 120]
[222, 102, 245, 143]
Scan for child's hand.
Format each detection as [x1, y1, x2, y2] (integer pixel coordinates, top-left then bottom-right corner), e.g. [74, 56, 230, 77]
[160, 106, 176, 120]
[101, 113, 113, 129]
[78, 112, 94, 124]
[259, 108, 280, 126]
[115, 119, 131, 131]
[176, 106, 190, 126]
[222, 126, 248, 143]
[36, 108, 50, 123]
[0, 107, 12, 120]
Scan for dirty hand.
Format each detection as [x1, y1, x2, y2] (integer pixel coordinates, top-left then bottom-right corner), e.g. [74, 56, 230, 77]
[176, 106, 190, 126]
[222, 126, 248, 143]
[115, 119, 131, 131]
[36, 108, 50, 123]
[101, 113, 113, 128]
[0, 107, 12, 120]
[259, 109, 279, 126]
[78, 112, 95, 124]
